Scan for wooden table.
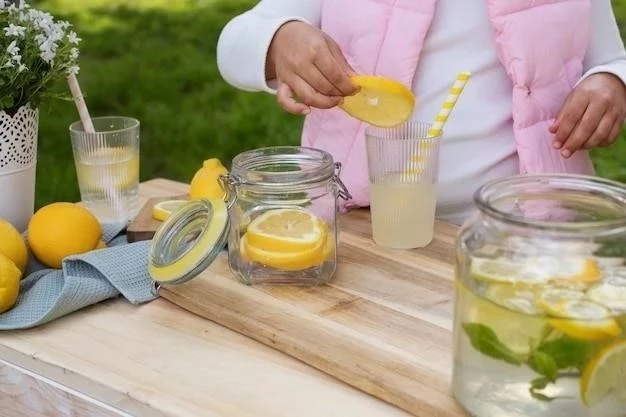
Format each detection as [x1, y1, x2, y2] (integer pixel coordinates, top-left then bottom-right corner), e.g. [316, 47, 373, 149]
[0, 179, 460, 417]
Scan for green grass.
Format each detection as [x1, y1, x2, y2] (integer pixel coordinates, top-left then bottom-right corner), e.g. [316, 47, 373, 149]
[26, 0, 626, 207]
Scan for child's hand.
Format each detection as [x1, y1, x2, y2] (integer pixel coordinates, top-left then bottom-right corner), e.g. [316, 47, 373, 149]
[267, 21, 358, 115]
[550, 73, 626, 158]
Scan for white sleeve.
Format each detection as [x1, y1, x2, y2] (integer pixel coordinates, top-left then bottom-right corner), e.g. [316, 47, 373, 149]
[579, 0, 626, 86]
[216, 0, 323, 94]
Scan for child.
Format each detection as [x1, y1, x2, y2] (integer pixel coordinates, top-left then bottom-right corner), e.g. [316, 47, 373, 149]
[217, 0, 626, 224]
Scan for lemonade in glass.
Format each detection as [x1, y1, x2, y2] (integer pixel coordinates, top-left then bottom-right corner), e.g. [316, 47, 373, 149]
[453, 174, 626, 417]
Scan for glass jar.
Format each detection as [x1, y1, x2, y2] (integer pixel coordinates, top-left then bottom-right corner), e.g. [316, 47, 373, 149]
[148, 146, 350, 288]
[453, 174, 626, 417]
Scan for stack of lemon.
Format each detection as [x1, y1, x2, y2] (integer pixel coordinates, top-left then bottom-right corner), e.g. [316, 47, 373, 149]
[240, 208, 333, 271]
[0, 219, 28, 314]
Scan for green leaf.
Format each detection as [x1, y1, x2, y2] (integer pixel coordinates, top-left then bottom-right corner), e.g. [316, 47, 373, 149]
[529, 377, 557, 402]
[462, 323, 523, 366]
[529, 351, 558, 382]
[535, 336, 593, 370]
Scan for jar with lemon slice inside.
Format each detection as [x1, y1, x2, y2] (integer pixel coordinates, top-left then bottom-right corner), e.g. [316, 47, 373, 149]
[452, 174, 626, 417]
[148, 146, 351, 287]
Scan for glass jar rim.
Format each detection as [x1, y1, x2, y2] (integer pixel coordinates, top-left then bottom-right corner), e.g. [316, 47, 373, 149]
[474, 174, 626, 235]
[230, 146, 335, 187]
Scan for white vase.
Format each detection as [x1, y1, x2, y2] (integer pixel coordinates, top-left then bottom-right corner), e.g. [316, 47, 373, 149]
[0, 104, 38, 232]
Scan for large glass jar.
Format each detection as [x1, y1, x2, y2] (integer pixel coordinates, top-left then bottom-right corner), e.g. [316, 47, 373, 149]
[453, 174, 626, 417]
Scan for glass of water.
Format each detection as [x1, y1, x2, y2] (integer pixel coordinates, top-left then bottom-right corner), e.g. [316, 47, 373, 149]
[365, 121, 441, 249]
[69, 116, 140, 224]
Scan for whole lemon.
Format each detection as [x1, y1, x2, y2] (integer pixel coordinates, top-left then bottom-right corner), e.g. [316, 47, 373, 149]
[189, 158, 228, 200]
[28, 203, 102, 269]
[0, 252, 21, 314]
[0, 218, 28, 273]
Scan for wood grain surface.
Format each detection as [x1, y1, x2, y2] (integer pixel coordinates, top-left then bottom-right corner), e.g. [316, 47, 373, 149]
[0, 179, 432, 417]
[159, 189, 465, 416]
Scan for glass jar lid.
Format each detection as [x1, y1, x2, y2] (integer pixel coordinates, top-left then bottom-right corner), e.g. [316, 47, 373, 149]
[148, 198, 229, 286]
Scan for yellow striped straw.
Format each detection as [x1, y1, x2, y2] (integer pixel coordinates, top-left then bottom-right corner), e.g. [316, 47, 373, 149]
[409, 71, 471, 171]
[427, 71, 471, 138]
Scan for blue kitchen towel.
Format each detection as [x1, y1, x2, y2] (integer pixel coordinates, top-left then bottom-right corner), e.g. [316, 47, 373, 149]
[0, 223, 158, 330]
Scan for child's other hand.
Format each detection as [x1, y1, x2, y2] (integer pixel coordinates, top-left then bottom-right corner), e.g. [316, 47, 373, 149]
[550, 73, 626, 158]
[267, 21, 359, 115]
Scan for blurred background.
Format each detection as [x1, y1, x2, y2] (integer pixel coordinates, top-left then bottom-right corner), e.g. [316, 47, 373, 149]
[31, 0, 626, 207]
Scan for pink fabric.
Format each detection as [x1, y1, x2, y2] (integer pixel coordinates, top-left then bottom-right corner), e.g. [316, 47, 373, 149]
[303, 0, 594, 212]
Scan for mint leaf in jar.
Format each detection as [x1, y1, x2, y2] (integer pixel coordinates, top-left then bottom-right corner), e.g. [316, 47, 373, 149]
[529, 377, 557, 402]
[529, 350, 558, 382]
[462, 323, 524, 365]
[535, 336, 594, 370]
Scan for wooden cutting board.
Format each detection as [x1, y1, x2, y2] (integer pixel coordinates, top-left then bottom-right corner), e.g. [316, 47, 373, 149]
[127, 194, 187, 242]
[159, 210, 467, 417]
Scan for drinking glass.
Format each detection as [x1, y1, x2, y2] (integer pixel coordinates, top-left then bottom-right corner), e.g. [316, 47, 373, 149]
[69, 116, 140, 224]
[365, 121, 441, 249]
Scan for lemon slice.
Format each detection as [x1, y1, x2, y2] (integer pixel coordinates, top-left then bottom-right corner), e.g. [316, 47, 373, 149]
[459, 283, 546, 356]
[241, 232, 327, 271]
[470, 257, 549, 285]
[581, 339, 626, 406]
[339, 75, 415, 127]
[246, 208, 326, 252]
[484, 283, 539, 315]
[535, 288, 586, 315]
[587, 283, 626, 313]
[540, 297, 622, 341]
[470, 257, 600, 286]
[152, 200, 188, 222]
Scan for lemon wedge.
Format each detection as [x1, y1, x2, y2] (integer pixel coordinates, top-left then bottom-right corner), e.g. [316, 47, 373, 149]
[339, 75, 415, 127]
[581, 339, 626, 406]
[246, 208, 326, 252]
[152, 200, 188, 222]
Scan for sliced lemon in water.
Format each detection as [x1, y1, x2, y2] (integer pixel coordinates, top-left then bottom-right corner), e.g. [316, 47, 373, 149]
[587, 283, 626, 313]
[339, 75, 415, 127]
[484, 283, 539, 315]
[470, 257, 549, 285]
[461, 283, 546, 355]
[535, 288, 586, 315]
[581, 339, 626, 406]
[152, 200, 188, 222]
[543, 298, 622, 341]
[471, 256, 601, 286]
[245, 208, 326, 252]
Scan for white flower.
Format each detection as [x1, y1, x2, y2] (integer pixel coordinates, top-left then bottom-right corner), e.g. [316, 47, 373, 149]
[70, 47, 79, 60]
[40, 49, 55, 63]
[67, 65, 79, 75]
[67, 31, 81, 45]
[3, 23, 26, 37]
[6, 40, 19, 56]
[3, 60, 14, 68]
[17, 63, 27, 72]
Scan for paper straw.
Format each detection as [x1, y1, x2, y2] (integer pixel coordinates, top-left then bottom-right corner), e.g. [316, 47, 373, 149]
[427, 71, 471, 138]
[407, 71, 471, 173]
[67, 74, 96, 134]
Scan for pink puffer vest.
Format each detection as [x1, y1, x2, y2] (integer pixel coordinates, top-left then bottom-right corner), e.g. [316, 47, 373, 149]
[300, 0, 594, 211]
